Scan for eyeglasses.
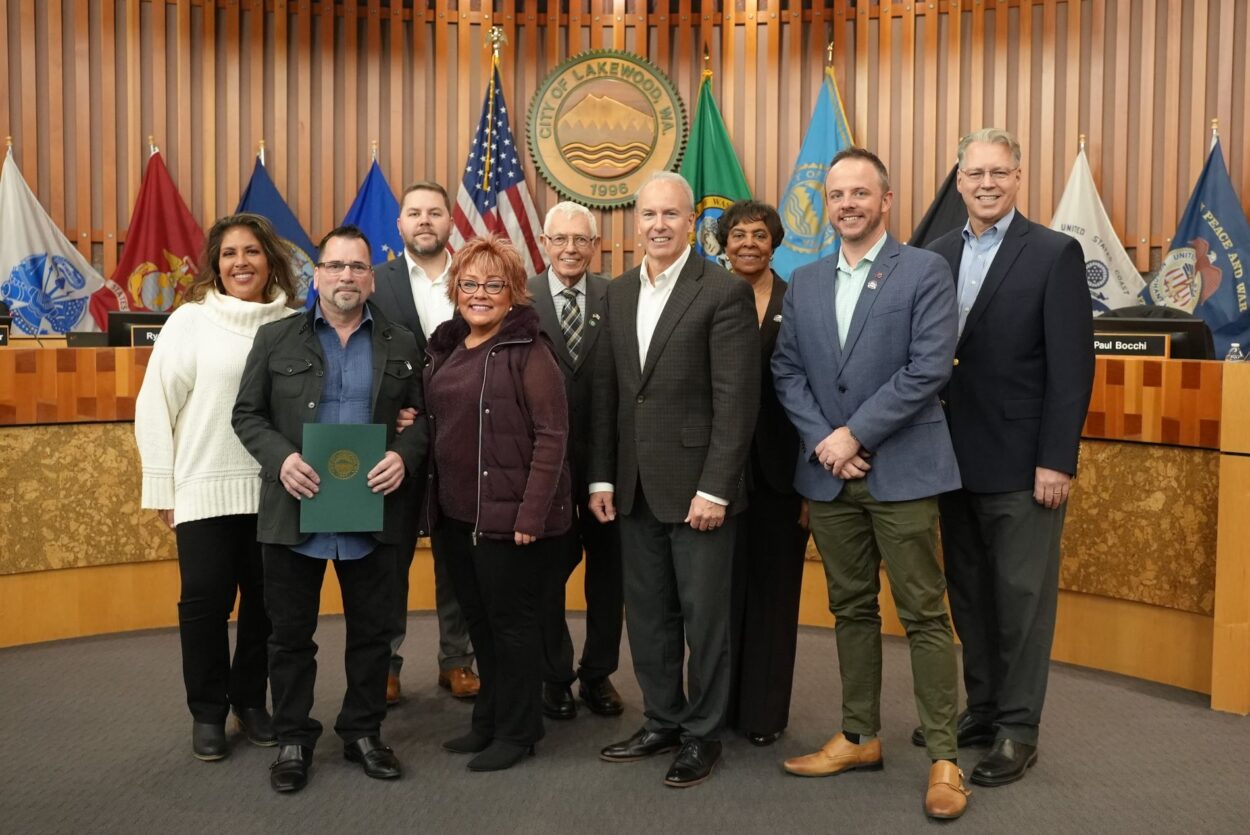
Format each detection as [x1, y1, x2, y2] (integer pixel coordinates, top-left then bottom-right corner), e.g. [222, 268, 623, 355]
[316, 261, 372, 276]
[457, 279, 508, 295]
[960, 168, 1018, 183]
[545, 235, 594, 249]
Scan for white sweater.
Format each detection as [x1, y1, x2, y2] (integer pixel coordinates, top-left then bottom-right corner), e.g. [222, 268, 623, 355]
[134, 288, 297, 524]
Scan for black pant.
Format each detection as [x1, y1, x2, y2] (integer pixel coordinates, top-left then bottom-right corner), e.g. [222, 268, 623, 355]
[729, 486, 807, 735]
[539, 502, 623, 685]
[434, 520, 545, 747]
[174, 514, 269, 724]
[940, 488, 1066, 746]
[262, 543, 396, 749]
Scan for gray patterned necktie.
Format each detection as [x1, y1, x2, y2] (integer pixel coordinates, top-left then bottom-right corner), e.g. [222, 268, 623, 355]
[559, 287, 583, 361]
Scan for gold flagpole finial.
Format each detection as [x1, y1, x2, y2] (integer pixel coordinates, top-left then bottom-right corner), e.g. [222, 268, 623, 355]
[1211, 118, 1219, 138]
[827, 40, 835, 66]
[487, 25, 506, 58]
[1078, 133, 1086, 151]
[258, 139, 266, 165]
[4, 136, 11, 149]
[370, 139, 378, 161]
[148, 136, 158, 156]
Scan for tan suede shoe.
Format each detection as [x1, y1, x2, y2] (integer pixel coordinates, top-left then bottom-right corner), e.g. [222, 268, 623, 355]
[438, 666, 481, 699]
[782, 733, 883, 777]
[925, 760, 971, 819]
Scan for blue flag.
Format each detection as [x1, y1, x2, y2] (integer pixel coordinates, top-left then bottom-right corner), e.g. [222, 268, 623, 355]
[236, 156, 317, 306]
[773, 67, 853, 280]
[305, 160, 402, 310]
[1143, 138, 1250, 356]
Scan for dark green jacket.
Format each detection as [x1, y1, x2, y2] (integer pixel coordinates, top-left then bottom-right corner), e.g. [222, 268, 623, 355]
[232, 302, 428, 546]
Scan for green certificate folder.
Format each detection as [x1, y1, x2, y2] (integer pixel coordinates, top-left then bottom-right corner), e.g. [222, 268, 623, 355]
[300, 423, 386, 533]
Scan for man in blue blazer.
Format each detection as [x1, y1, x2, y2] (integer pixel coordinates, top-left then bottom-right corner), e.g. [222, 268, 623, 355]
[772, 148, 969, 820]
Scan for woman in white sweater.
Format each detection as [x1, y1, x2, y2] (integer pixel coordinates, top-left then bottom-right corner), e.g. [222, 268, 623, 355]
[135, 213, 299, 761]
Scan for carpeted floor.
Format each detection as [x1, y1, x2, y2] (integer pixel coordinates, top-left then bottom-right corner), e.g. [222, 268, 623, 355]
[3, 613, 1249, 834]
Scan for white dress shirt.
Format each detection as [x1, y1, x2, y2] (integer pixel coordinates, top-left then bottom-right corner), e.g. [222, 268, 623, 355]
[404, 249, 454, 339]
[590, 245, 727, 507]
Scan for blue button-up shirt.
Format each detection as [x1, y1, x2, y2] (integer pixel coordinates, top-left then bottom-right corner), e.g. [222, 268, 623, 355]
[291, 305, 377, 561]
[957, 208, 1015, 335]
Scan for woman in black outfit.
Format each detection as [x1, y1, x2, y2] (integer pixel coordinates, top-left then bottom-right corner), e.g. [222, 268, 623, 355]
[719, 200, 811, 746]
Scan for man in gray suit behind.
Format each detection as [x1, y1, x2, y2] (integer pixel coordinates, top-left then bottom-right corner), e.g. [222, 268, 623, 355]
[590, 172, 758, 788]
[527, 201, 626, 721]
[771, 148, 970, 820]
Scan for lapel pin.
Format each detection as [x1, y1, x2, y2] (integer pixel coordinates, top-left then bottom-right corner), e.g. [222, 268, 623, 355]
[772, 314, 783, 323]
[866, 272, 883, 291]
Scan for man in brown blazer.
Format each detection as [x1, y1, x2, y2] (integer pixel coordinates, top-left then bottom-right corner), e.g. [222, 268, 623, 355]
[589, 172, 759, 788]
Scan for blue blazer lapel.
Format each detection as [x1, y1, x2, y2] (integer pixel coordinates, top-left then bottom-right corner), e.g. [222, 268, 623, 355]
[840, 235, 900, 362]
[959, 212, 1030, 348]
[641, 257, 702, 386]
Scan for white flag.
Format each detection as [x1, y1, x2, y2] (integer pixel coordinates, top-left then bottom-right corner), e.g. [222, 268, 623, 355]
[0, 149, 104, 333]
[1051, 148, 1145, 314]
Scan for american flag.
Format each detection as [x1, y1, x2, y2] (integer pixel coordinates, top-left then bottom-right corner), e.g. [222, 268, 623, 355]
[451, 64, 545, 275]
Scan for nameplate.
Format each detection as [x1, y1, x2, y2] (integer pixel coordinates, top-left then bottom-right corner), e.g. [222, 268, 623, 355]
[1093, 332, 1169, 357]
[0, 324, 9, 346]
[130, 324, 164, 346]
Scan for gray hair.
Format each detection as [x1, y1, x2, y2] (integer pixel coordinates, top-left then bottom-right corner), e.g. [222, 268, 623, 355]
[636, 171, 695, 214]
[957, 128, 1022, 168]
[543, 201, 599, 238]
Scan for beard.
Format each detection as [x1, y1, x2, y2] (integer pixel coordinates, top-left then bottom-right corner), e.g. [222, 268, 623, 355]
[407, 231, 449, 258]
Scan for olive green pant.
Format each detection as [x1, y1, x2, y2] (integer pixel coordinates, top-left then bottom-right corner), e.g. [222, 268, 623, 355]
[809, 480, 958, 761]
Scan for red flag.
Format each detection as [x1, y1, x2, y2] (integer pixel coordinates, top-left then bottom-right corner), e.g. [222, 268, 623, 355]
[91, 151, 204, 327]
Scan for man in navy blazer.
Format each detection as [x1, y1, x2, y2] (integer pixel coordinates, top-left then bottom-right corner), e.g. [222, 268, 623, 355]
[772, 148, 969, 820]
[917, 129, 1094, 788]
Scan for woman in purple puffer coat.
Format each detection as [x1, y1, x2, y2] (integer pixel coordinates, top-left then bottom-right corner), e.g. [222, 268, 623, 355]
[424, 235, 572, 772]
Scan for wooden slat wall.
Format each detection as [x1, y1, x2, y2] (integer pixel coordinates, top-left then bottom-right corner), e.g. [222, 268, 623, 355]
[2, 0, 1248, 280]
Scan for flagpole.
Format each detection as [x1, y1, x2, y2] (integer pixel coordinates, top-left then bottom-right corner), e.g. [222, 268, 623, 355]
[482, 26, 507, 192]
[1211, 118, 1219, 151]
[148, 135, 159, 157]
[258, 139, 265, 166]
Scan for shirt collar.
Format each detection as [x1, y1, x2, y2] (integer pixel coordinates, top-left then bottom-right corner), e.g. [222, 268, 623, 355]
[548, 269, 587, 299]
[314, 301, 374, 330]
[640, 245, 693, 288]
[403, 248, 451, 284]
[837, 229, 888, 273]
[962, 207, 1017, 244]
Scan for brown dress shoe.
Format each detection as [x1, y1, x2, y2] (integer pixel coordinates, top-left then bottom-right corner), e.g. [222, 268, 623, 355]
[386, 674, 401, 706]
[925, 760, 971, 819]
[438, 667, 480, 699]
[782, 733, 883, 777]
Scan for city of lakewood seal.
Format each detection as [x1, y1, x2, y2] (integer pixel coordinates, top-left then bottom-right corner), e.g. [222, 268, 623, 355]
[328, 450, 361, 480]
[528, 50, 687, 208]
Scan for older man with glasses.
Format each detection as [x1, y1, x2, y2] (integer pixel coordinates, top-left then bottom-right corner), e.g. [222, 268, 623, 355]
[527, 202, 626, 723]
[233, 224, 428, 794]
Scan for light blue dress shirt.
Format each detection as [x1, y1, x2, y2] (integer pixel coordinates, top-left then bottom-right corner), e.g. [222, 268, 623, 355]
[835, 231, 889, 348]
[957, 208, 1016, 336]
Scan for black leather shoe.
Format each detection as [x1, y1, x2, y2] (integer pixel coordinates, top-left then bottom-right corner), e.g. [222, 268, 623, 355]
[192, 722, 228, 761]
[579, 676, 625, 716]
[664, 738, 722, 787]
[600, 727, 682, 762]
[970, 738, 1038, 787]
[467, 741, 535, 772]
[344, 736, 402, 780]
[442, 730, 492, 754]
[269, 744, 313, 793]
[746, 729, 783, 746]
[911, 710, 996, 748]
[542, 682, 577, 720]
[232, 706, 277, 747]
